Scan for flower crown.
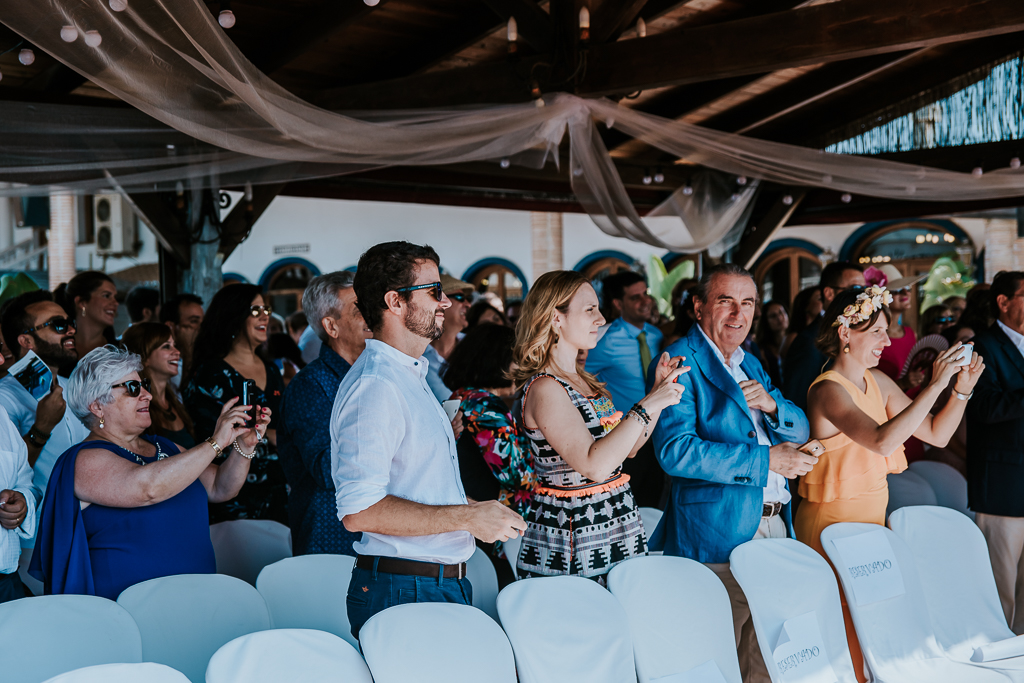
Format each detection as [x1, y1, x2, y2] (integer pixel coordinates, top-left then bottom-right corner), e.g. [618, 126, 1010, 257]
[833, 286, 893, 329]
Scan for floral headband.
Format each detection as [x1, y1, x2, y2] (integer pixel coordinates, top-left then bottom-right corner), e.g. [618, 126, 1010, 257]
[833, 285, 893, 329]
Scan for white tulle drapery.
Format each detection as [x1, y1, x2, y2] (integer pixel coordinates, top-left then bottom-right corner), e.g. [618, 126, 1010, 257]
[2, 0, 1024, 252]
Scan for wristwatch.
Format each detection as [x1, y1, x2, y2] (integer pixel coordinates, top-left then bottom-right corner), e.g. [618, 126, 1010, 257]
[953, 388, 974, 401]
[27, 425, 50, 447]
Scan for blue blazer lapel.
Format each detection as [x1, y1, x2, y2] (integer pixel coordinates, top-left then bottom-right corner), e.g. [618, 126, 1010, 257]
[689, 327, 754, 424]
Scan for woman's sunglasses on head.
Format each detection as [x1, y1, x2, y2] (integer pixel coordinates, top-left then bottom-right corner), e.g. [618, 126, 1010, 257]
[112, 378, 151, 397]
[22, 316, 77, 335]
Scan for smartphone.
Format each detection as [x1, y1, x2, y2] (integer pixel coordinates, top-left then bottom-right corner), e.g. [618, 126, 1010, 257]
[799, 439, 825, 457]
[442, 398, 461, 421]
[240, 379, 255, 427]
[955, 343, 974, 367]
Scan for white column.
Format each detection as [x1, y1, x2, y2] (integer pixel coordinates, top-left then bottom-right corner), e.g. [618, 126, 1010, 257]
[48, 191, 77, 290]
[530, 211, 563, 282]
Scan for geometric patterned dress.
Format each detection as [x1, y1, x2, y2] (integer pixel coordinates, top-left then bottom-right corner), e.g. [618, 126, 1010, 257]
[516, 373, 648, 585]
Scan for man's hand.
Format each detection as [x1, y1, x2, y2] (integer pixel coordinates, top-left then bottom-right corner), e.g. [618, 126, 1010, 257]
[450, 410, 464, 440]
[768, 442, 818, 478]
[461, 500, 526, 544]
[35, 378, 66, 434]
[740, 379, 777, 416]
[0, 489, 27, 530]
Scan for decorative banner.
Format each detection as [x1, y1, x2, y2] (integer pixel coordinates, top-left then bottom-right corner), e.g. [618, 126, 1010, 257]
[830, 529, 906, 606]
[772, 611, 838, 683]
[653, 659, 729, 683]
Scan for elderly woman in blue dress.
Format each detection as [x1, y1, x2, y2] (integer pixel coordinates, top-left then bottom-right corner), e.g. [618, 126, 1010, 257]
[30, 346, 270, 600]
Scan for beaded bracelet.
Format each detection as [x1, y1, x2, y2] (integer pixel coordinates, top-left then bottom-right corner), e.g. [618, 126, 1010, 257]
[629, 402, 651, 424]
[627, 407, 650, 437]
[232, 439, 257, 460]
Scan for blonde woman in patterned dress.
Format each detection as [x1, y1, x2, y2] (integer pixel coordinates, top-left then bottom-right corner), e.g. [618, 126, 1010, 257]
[510, 270, 689, 583]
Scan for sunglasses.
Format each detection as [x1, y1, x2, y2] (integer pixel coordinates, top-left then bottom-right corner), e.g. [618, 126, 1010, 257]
[22, 316, 76, 335]
[111, 378, 151, 397]
[249, 305, 272, 317]
[396, 282, 443, 301]
[935, 316, 955, 324]
[448, 292, 468, 303]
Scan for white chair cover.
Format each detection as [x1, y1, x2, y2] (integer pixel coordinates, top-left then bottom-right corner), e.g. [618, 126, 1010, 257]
[730, 538, 859, 683]
[906, 461, 974, 520]
[42, 663, 188, 683]
[820, 522, 1009, 682]
[497, 575, 637, 683]
[467, 546, 500, 621]
[255, 554, 357, 646]
[639, 507, 664, 534]
[889, 506, 1024, 680]
[359, 603, 516, 683]
[210, 519, 293, 585]
[206, 629, 372, 683]
[0, 594, 142, 683]
[885, 470, 938, 519]
[608, 555, 741, 683]
[116, 573, 271, 683]
[503, 535, 521, 579]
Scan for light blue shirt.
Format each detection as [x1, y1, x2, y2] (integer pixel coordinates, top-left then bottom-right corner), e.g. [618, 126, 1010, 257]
[298, 325, 323, 365]
[0, 404, 38, 573]
[422, 344, 452, 402]
[585, 317, 664, 411]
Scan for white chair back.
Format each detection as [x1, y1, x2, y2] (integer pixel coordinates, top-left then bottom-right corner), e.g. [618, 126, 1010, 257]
[885, 470, 938, 518]
[467, 546, 500, 620]
[907, 461, 974, 519]
[503, 535, 521, 579]
[210, 519, 293, 585]
[42, 663, 188, 683]
[255, 554, 357, 646]
[0, 594, 141, 683]
[19, 547, 43, 595]
[359, 603, 516, 683]
[497, 575, 637, 683]
[638, 506, 663, 534]
[730, 538, 858, 683]
[206, 629, 372, 683]
[116, 573, 271, 683]
[608, 555, 741, 683]
[820, 522, 1007, 682]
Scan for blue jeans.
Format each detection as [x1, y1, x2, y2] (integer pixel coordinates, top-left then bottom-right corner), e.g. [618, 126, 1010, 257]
[346, 561, 473, 640]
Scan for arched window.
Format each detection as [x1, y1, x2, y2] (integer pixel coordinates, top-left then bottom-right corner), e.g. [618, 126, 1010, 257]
[753, 245, 822, 307]
[258, 258, 320, 317]
[463, 258, 527, 305]
[573, 251, 638, 282]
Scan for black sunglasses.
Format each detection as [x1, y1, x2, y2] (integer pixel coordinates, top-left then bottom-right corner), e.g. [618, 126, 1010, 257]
[111, 378, 151, 397]
[396, 282, 443, 301]
[934, 316, 955, 324]
[22, 316, 76, 335]
[447, 292, 468, 303]
[250, 305, 272, 317]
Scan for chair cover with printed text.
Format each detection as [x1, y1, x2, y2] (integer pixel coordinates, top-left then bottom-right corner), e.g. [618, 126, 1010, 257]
[206, 629, 372, 683]
[255, 554, 357, 647]
[210, 519, 293, 585]
[608, 555, 742, 683]
[0, 594, 142, 683]
[821, 522, 1011, 682]
[467, 546, 500, 621]
[730, 538, 859, 683]
[359, 603, 516, 683]
[116, 573, 271, 683]
[497, 575, 638, 683]
[42, 663, 188, 683]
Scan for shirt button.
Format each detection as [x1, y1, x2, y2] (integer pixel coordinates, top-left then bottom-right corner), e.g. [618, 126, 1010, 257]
[747, 430, 755, 438]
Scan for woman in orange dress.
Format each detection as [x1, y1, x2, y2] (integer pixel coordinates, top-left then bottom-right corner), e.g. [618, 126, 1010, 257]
[795, 285, 985, 682]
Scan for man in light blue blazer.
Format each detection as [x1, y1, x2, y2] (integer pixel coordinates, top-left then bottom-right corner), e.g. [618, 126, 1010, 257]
[649, 263, 814, 683]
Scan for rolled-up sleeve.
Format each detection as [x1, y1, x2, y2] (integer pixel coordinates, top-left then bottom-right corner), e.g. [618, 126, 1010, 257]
[331, 376, 407, 520]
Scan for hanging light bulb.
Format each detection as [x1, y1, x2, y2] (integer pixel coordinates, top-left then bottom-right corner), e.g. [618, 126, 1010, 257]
[642, 169, 653, 185]
[782, 194, 794, 206]
[0, 70, 4, 83]
[841, 193, 852, 203]
[579, 6, 590, 41]
[1011, 157, 1021, 169]
[83, 30, 102, 47]
[507, 17, 518, 45]
[17, 49, 34, 66]
[636, 17, 646, 38]
[730, 193, 740, 201]
[499, 158, 511, 169]
[682, 183, 694, 196]
[736, 176, 747, 186]
[60, 25, 79, 42]
[218, 9, 236, 28]
[653, 169, 665, 184]
[364, 0, 380, 5]
[109, 0, 127, 11]
[972, 166, 984, 177]
[244, 181, 254, 202]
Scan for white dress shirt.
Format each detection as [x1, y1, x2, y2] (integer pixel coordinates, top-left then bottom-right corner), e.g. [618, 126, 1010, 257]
[0, 404, 38, 573]
[698, 327, 790, 505]
[331, 339, 474, 564]
[998, 320, 1024, 359]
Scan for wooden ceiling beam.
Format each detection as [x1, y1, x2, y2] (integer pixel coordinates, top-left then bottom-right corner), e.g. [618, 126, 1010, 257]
[218, 182, 286, 260]
[480, 0, 554, 52]
[591, 0, 648, 44]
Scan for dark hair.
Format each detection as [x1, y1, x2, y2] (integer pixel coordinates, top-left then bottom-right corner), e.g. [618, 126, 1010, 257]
[1, 290, 55, 358]
[695, 263, 755, 302]
[990, 271, 1024, 321]
[125, 286, 160, 323]
[816, 288, 892, 358]
[267, 332, 305, 369]
[788, 286, 821, 335]
[159, 293, 204, 325]
[285, 311, 307, 334]
[57, 271, 114, 316]
[353, 241, 440, 333]
[442, 323, 515, 390]
[184, 283, 263, 383]
[756, 300, 789, 352]
[120, 322, 195, 440]
[819, 261, 864, 291]
[601, 270, 646, 308]
[466, 300, 508, 329]
[919, 304, 952, 337]
[671, 285, 698, 338]
[960, 284, 995, 332]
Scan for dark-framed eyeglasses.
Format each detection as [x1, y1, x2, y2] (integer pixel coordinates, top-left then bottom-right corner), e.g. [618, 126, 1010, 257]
[249, 305, 272, 317]
[448, 292, 468, 303]
[111, 378, 151, 397]
[22, 316, 76, 335]
[395, 282, 443, 301]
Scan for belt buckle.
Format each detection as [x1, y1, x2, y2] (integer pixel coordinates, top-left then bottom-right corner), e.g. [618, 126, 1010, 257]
[458, 563, 465, 580]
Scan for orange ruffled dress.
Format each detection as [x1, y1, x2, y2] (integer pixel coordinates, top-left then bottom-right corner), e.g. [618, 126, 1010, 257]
[794, 369, 908, 683]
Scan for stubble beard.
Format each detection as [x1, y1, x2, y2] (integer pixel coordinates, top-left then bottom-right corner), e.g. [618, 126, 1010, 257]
[404, 301, 443, 341]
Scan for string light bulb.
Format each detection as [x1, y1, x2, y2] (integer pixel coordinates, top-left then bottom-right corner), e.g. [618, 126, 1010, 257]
[642, 169, 653, 185]
[507, 17, 517, 54]
[636, 17, 646, 38]
[841, 193, 852, 203]
[60, 25, 79, 42]
[972, 166, 983, 177]
[17, 49, 34, 66]
[218, 9, 236, 28]
[736, 175, 747, 186]
[653, 169, 664, 184]
[782, 194, 794, 206]
[682, 183, 693, 196]
[109, 0, 127, 11]
[579, 6, 590, 41]
[499, 158, 511, 169]
[83, 30, 102, 47]
[364, 0, 380, 5]
[1011, 157, 1021, 169]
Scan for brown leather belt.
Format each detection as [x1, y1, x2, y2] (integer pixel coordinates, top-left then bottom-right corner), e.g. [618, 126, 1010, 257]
[356, 555, 467, 579]
[762, 501, 783, 518]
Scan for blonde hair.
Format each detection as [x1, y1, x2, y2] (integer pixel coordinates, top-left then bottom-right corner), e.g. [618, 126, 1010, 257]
[510, 270, 607, 396]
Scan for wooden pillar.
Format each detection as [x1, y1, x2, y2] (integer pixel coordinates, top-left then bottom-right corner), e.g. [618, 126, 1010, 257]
[183, 209, 222, 307]
[531, 211, 563, 282]
[48, 191, 76, 290]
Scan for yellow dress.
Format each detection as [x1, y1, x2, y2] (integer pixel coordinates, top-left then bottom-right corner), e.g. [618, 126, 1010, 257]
[794, 369, 907, 683]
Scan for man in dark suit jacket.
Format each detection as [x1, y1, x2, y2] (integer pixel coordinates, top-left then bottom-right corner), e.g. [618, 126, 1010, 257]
[968, 270, 1024, 634]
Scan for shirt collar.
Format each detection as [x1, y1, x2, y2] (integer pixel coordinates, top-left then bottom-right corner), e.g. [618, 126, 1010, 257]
[697, 324, 745, 369]
[319, 344, 352, 377]
[613, 317, 645, 339]
[998, 319, 1024, 348]
[365, 339, 426, 375]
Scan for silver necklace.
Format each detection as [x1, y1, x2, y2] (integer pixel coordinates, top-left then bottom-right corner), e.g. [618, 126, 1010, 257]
[124, 440, 167, 465]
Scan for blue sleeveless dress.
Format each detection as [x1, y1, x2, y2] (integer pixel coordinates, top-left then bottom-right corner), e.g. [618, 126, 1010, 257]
[30, 435, 216, 600]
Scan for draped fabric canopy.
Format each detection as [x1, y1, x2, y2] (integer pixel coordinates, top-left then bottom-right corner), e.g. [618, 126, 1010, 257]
[3, 0, 1024, 252]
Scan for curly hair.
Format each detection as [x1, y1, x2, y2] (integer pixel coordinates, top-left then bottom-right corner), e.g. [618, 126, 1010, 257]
[353, 241, 440, 333]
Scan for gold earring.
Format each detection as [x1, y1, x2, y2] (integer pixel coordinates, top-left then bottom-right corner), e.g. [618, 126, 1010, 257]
[99, 417, 105, 429]
[843, 345, 850, 354]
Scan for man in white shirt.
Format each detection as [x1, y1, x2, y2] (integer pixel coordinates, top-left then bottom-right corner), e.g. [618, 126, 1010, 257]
[0, 399, 38, 602]
[332, 241, 525, 639]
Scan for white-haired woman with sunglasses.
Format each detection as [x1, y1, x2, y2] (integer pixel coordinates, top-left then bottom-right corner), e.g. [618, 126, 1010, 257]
[28, 346, 269, 600]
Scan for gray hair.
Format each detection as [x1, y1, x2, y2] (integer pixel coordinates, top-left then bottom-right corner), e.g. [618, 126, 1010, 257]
[65, 345, 143, 429]
[695, 263, 756, 302]
[302, 271, 356, 342]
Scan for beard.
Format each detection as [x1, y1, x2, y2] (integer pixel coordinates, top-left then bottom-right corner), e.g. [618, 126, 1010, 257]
[34, 335, 78, 375]
[404, 300, 443, 341]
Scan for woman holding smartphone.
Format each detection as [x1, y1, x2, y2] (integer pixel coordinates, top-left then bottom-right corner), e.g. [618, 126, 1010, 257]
[796, 285, 985, 682]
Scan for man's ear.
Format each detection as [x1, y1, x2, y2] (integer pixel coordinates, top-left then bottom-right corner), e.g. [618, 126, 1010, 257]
[693, 298, 703, 321]
[612, 299, 624, 315]
[383, 291, 405, 316]
[16, 333, 34, 355]
[321, 316, 341, 340]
